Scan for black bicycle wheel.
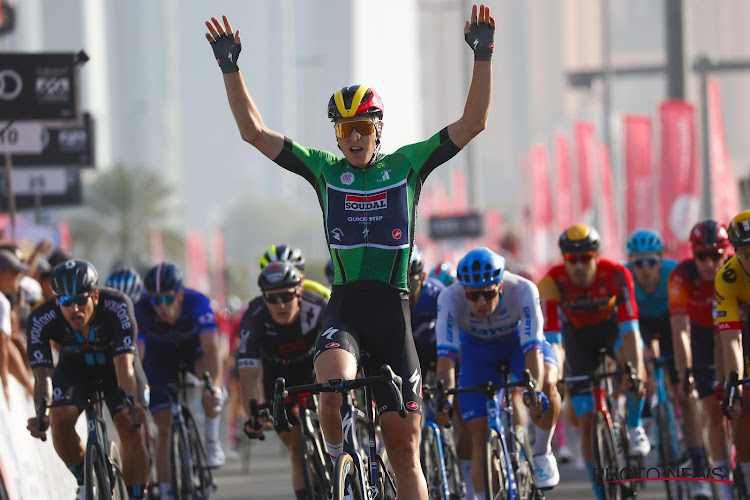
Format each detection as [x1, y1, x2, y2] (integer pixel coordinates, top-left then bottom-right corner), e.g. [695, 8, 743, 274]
[484, 428, 509, 500]
[421, 426, 447, 499]
[512, 425, 536, 500]
[333, 452, 364, 500]
[184, 410, 213, 499]
[85, 442, 113, 500]
[109, 441, 129, 500]
[613, 415, 641, 496]
[443, 441, 467, 500]
[655, 404, 684, 500]
[301, 434, 330, 499]
[592, 412, 621, 500]
[377, 448, 397, 500]
[170, 423, 195, 500]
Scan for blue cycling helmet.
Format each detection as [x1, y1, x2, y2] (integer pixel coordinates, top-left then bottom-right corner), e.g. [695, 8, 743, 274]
[428, 261, 457, 286]
[105, 266, 143, 302]
[456, 248, 505, 288]
[144, 262, 183, 293]
[324, 259, 334, 283]
[626, 229, 664, 255]
[409, 246, 425, 275]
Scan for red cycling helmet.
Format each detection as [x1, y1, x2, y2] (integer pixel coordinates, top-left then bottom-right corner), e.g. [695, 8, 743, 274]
[328, 85, 384, 122]
[689, 219, 730, 251]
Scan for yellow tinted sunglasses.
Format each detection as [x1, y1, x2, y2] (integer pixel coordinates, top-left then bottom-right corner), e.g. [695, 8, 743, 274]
[334, 119, 376, 139]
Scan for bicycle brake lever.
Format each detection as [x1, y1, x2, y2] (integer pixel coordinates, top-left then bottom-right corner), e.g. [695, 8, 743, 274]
[272, 378, 293, 433]
[248, 399, 266, 440]
[523, 370, 539, 406]
[381, 364, 408, 418]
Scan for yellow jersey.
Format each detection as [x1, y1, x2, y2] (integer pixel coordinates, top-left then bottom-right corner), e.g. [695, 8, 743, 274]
[714, 256, 750, 333]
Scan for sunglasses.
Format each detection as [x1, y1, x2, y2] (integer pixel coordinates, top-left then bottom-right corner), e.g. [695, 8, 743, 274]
[150, 294, 178, 306]
[58, 294, 91, 307]
[264, 291, 297, 304]
[737, 248, 750, 260]
[564, 252, 595, 265]
[632, 257, 660, 268]
[333, 119, 376, 139]
[695, 251, 723, 262]
[465, 288, 500, 302]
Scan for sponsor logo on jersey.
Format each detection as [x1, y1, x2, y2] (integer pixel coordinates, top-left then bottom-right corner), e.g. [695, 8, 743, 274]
[392, 229, 402, 239]
[723, 268, 738, 283]
[325, 342, 340, 349]
[345, 192, 387, 211]
[29, 309, 57, 345]
[406, 401, 419, 411]
[104, 299, 133, 329]
[331, 228, 344, 241]
[340, 172, 355, 185]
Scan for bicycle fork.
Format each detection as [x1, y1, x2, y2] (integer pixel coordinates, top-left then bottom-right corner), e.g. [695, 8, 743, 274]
[488, 389, 518, 500]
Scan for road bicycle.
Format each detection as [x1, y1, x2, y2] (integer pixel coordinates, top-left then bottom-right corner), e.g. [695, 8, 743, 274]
[724, 369, 750, 499]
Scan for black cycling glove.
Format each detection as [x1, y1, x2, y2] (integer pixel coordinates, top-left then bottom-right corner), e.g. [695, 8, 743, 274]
[464, 21, 495, 61]
[211, 33, 241, 74]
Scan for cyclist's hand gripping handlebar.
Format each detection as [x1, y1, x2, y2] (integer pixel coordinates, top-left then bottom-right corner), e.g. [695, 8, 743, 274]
[381, 364, 408, 418]
[722, 370, 742, 419]
[117, 387, 141, 427]
[245, 399, 268, 440]
[33, 397, 49, 440]
[523, 369, 539, 407]
[273, 377, 293, 433]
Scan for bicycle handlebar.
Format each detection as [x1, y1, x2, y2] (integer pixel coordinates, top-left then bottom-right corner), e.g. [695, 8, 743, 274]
[116, 387, 140, 427]
[247, 399, 271, 441]
[445, 369, 537, 405]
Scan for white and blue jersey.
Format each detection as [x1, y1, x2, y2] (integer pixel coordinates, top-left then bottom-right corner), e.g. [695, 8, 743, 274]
[411, 277, 444, 374]
[135, 287, 218, 412]
[436, 272, 557, 422]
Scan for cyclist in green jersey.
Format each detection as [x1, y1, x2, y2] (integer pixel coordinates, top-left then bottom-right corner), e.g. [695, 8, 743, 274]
[206, 6, 494, 497]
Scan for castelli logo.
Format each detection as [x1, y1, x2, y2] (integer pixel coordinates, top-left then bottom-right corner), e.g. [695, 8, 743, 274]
[392, 229, 402, 239]
[325, 342, 340, 349]
[489, 43, 495, 49]
[406, 401, 418, 411]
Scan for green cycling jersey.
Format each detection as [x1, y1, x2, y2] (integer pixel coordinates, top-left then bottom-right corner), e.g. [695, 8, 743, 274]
[273, 127, 460, 291]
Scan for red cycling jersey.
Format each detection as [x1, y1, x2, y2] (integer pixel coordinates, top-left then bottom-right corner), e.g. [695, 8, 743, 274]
[537, 257, 640, 333]
[668, 259, 715, 329]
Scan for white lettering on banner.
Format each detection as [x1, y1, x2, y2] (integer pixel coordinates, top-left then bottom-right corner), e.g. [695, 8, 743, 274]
[103, 299, 132, 329]
[29, 310, 57, 344]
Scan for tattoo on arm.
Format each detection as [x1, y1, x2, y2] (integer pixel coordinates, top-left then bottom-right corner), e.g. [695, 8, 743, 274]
[32, 367, 53, 411]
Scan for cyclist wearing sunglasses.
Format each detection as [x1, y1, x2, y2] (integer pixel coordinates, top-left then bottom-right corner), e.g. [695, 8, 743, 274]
[206, 5, 494, 497]
[669, 219, 732, 498]
[135, 262, 225, 495]
[537, 224, 648, 497]
[25, 259, 149, 500]
[716, 209, 750, 487]
[237, 260, 326, 500]
[436, 247, 561, 493]
[624, 229, 678, 378]
[258, 244, 331, 300]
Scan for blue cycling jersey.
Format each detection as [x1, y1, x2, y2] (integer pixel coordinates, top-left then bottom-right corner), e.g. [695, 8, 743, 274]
[411, 277, 444, 345]
[625, 259, 677, 319]
[135, 287, 218, 346]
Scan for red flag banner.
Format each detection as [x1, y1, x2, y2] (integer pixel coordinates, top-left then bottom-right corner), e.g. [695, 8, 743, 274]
[518, 154, 533, 271]
[599, 143, 621, 260]
[57, 219, 71, 252]
[708, 78, 740, 225]
[574, 121, 597, 225]
[432, 182, 452, 217]
[624, 115, 655, 236]
[530, 144, 554, 271]
[186, 230, 210, 293]
[450, 169, 469, 214]
[658, 100, 701, 260]
[553, 132, 574, 234]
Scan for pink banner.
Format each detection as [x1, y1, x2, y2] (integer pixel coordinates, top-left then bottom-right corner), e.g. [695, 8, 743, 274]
[483, 208, 503, 251]
[530, 144, 554, 271]
[599, 143, 621, 260]
[708, 78, 740, 225]
[518, 154, 533, 270]
[149, 230, 164, 265]
[624, 115, 655, 235]
[186, 230, 210, 293]
[574, 121, 597, 225]
[450, 169, 469, 214]
[211, 230, 227, 308]
[658, 100, 701, 260]
[553, 132, 574, 233]
[57, 220, 71, 252]
[432, 182, 452, 217]
[418, 185, 433, 220]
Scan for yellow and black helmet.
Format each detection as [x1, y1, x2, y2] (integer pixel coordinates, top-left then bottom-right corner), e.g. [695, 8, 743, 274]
[327, 85, 384, 122]
[559, 224, 600, 254]
[728, 209, 750, 248]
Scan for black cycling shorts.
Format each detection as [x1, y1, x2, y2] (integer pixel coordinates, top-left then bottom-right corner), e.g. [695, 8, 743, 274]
[690, 323, 717, 399]
[263, 360, 315, 429]
[314, 280, 423, 416]
[563, 317, 619, 397]
[640, 314, 678, 383]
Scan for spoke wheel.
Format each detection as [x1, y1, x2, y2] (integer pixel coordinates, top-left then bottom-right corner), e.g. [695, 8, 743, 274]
[421, 426, 447, 499]
[513, 425, 536, 499]
[592, 413, 621, 500]
[85, 443, 113, 500]
[655, 404, 684, 500]
[443, 441, 467, 499]
[170, 424, 194, 500]
[109, 441, 129, 500]
[484, 428, 509, 500]
[301, 434, 331, 499]
[185, 410, 213, 499]
[333, 452, 364, 500]
[377, 448, 397, 500]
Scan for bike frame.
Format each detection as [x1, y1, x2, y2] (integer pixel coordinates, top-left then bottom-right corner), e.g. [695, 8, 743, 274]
[422, 388, 451, 500]
[487, 375, 519, 500]
[339, 382, 382, 498]
[649, 357, 681, 461]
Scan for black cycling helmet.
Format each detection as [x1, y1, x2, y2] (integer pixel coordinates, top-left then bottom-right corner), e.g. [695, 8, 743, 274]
[144, 262, 183, 293]
[259, 244, 305, 272]
[409, 246, 425, 276]
[558, 224, 601, 254]
[51, 259, 98, 297]
[105, 266, 143, 302]
[258, 261, 302, 292]
[729, 210, 750, 248]
[324, 259, 334, 283]
[327, 85, 384, 122]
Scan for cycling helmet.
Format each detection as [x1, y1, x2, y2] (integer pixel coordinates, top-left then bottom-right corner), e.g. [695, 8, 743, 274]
[51, 259, 98, 297]
[626, 229, 664, 255]
[728, 210, 750, 248]
[409, 246, 425, 276]
[144, 262, 183, 293]
[327, 85, 384, 122]
[428, 261, 457, 286]
[258, 261, 302, 291]
[558, 224, 600, 254]
[324, 259, 334, 283]
[456, 248, 505, 288]
[105, 266, 143, 302]
[688, 219, 730, 251]
[259, 244, 305, 272]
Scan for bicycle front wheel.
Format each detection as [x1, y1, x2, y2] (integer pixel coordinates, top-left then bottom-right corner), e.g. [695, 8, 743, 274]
[85, 442, 113, 500]
[592, 412, 621, 500]
[484, 428, 510, 500]
[109, 441, 129, 500]
[655, 403, 684, 500]
[170, 424, 195, 500]
[377, 448, 397, 500]
[184, 409, 213, 498]
[512, 425, 536, 500]
[420, 426, 448, 500]
[300, 434, 330, 499]
[333, 452, 364, 500]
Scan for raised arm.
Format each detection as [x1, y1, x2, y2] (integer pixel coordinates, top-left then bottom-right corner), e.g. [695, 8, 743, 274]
[447, 4, 495, 149]
[206, 15, 284, 160]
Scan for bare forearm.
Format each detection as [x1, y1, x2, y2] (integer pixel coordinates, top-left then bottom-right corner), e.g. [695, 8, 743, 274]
[223, 72, 267, 145]
[462, 61, 492, 132]
[0, 334, 8, 385]
[239, 367, 262, 417]
[721, 330, 744, 380]
[114, 354, 137, 397]
[32, 367, 52, 411]
[621, 331, 645, 379]
[671, 315, 691, 375]
[525, 350, 544, 387]
[200, 333, 222, 386]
